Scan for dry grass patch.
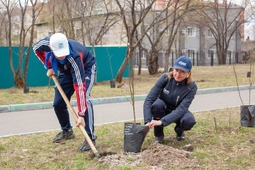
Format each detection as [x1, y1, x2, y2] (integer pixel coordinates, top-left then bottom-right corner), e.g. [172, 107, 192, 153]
[1, 107, 255, 169]
[1, 64, 253, 105]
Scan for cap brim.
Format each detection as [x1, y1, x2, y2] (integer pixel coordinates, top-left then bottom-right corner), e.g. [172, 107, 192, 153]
[53, 48, 70, 57]
[173, 66, 189, 72]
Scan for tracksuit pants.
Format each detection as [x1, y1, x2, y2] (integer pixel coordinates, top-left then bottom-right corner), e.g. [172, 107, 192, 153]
[53, 64, 97, 140]
[151, 98, 196, 137]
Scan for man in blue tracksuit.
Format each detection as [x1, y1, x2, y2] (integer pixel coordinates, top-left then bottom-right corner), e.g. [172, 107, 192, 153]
[33, 33, 97, 152]
[144, 56, 197, 143]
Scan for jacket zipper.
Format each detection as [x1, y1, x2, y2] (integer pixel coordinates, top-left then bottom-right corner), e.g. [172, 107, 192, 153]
[175, 96, 180, 106]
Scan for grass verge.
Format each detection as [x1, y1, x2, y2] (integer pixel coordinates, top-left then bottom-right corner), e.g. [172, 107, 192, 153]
[0, 64, 253, 105]
[1, 107, 255, 169]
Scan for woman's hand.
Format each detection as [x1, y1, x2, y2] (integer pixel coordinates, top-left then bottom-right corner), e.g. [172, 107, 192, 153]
[151, 120, 163, 126]
[146, 122, 153, 129]
[146, 120, 163, 129]
[76, 117, 85, 128]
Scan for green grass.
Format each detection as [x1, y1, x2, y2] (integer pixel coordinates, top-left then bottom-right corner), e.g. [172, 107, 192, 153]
[0, 64, 253, 105]
[1, 64, 255, 169]
[0, 107, 255, 169]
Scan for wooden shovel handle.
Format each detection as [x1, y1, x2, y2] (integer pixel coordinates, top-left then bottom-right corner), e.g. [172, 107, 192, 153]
[52, 75, 100, 157]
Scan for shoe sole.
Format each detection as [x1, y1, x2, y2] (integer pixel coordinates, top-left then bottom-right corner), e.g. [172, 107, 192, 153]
[176, 138, 185, 141]
[53, 135, 75, 143]
[155, 142, 163, 144]
[78, 143, 98, 152]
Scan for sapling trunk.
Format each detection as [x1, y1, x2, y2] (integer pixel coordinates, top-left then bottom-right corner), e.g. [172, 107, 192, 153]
[128, 63, 136, 124]
[214, 117, 218, 133]
[232, 64, 244, 106]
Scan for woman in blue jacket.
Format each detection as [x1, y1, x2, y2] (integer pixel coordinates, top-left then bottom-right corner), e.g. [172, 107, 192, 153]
[144, 56, 197, 144]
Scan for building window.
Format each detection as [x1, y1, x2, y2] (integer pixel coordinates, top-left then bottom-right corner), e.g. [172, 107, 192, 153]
[187, 27, 196, 37]
[188, 49, 195, 58]
[208, 50, 214, 58]
[76, 29, 82, 38]
[207, 29, 213, 38]
[142, 50, 146, 59]
[181, 29, 186, 35]
[104, 29, 109, 36]
[181, 49, 186, 56]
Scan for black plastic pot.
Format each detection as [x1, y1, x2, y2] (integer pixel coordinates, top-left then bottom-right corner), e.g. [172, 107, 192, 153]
[124, 123, 149, 153]
[110, 80, 115, 88]
[240, 105, 255, 127]
[23, 84, 29, 93]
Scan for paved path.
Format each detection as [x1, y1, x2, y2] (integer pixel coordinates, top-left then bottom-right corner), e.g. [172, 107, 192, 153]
[0, 89, 254, 137]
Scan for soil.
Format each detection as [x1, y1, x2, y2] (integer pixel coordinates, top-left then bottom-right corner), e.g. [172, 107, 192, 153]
[98, 143, 200, 169]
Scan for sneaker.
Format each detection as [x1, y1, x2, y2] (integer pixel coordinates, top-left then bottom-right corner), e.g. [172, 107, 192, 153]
[176, 133, 185, 141]
[155, 135, 164, 144]
[53, 129, 75, 143]
[79, 139, 97, 152]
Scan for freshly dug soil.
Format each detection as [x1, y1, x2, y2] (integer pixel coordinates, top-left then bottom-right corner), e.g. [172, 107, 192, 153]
[142, 144, 200, 168]
[99, 144, 200, 169]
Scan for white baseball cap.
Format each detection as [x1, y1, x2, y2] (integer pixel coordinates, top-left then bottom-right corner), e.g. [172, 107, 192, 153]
[50, 33, 70, 57]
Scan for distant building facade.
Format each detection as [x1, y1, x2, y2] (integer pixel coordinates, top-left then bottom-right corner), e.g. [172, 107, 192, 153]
[32, 0, 244, 68]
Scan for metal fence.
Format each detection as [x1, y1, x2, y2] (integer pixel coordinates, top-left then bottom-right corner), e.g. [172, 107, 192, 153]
[133, 50, 243, 68]
[0, 46, 128, 89]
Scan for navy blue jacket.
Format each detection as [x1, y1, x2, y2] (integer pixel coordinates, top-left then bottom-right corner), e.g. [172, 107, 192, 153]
[33, 37, 96, 116]
[143, 73, 197, 127]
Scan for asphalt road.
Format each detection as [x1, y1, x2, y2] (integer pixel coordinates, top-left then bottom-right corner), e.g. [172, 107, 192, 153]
[0, 89, 254, 137]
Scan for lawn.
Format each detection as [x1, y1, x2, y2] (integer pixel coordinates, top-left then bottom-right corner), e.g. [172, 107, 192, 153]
[0, 107, 255, 169]
[0, 64, 253, 105]
[0, 64, 254, 169]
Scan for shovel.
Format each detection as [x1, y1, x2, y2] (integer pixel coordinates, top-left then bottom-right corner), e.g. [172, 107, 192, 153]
[52, 75, 100, 157]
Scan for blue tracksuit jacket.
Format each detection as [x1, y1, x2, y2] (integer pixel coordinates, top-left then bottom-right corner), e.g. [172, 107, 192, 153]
[33, 37, 96, 116]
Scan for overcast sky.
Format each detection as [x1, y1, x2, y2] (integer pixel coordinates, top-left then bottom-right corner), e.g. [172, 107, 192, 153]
[232, 0, 255, 40]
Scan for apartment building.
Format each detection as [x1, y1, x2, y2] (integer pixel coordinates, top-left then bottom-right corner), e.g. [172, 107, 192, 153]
[32, 0, 244, 67]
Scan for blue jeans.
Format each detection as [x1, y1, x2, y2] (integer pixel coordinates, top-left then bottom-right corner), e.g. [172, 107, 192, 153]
[53, 64, 97, 140]
[151, 98, 196, 137]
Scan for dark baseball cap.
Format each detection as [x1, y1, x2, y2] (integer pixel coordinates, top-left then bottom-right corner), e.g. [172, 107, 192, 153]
[173, 56, 192, 72]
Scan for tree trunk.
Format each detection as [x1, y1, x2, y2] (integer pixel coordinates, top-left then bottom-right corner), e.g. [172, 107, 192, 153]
[148, 54, 158, 75]
[14, 75, 24, 88]
[148, 61, 158, 75]
[138, 45, 142, 75]
[115, 47, 133, 83]
[115, 57, 129, 83]
[164, 52, 169, 72]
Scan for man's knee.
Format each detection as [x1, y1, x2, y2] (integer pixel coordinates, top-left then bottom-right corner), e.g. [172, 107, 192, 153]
[53, 98, 66, 109]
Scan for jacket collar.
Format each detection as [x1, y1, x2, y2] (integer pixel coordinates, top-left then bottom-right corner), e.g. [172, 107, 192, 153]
[172, 77, 188, 85]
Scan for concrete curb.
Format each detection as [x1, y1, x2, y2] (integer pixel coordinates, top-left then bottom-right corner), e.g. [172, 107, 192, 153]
[1, 85, 254, 113]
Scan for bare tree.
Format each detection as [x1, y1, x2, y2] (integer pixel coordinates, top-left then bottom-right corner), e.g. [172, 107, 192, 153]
[135, 28, 143, 75]
[1, 0, 43, 87]
[114, 0, 166, 83]
[193, 0, 252, 64]
[44, 0, 76, 38]
[141, 0, 192, 74]
[60, 0, 75, 38]
[23, 0, 44, 84]
[75, 0, 119, 47]
[0, 6, 8, 46]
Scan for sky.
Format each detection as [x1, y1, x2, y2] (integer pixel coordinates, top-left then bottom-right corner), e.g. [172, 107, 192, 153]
[232, 0, 255, 40]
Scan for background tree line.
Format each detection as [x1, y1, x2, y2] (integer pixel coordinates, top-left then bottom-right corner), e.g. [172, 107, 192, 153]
[0, 0, 253, 87]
